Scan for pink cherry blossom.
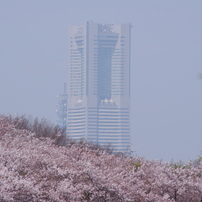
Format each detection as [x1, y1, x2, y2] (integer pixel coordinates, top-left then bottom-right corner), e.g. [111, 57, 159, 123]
[0, 115, 202, 201]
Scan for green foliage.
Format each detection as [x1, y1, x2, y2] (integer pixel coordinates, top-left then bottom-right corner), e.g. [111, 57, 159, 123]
[130, 159, 142, 172]
[18, 170, 28, 176]
[170, 160, 190, 169]
[197, 155, 202, 162]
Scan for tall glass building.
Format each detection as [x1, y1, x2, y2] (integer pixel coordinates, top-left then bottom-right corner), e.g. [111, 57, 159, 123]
[67, 21, 131, 153]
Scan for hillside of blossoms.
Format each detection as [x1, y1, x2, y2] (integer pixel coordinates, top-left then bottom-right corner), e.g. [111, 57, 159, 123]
[0, 115, 202, 202]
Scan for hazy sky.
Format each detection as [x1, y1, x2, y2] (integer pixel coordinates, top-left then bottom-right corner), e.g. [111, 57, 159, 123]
[0, 0, 202, 162]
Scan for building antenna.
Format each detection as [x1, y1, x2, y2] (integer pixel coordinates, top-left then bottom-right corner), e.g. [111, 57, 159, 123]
[64, 83, 67, 94]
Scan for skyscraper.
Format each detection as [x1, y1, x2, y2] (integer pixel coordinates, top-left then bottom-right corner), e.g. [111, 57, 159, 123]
[67, 21, 131, 153]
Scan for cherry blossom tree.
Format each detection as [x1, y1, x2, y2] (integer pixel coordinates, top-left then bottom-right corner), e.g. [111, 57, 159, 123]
[0, 115, 202, 201]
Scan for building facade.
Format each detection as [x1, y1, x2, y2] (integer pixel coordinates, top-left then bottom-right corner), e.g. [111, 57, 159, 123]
[67, 21, 131, 153]
[56, 83, 68, 130]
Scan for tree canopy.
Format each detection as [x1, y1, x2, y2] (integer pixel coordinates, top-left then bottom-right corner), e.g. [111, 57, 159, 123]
[0, 115, 202, 201]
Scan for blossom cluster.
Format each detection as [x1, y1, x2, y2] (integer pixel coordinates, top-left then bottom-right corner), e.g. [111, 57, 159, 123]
[0, 115, 202, 201]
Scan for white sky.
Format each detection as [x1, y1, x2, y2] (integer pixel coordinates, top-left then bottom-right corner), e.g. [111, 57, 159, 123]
[0, 0, 202, 162]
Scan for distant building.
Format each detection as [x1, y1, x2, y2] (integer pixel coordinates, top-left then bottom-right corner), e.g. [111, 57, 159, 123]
[67, 22, 131, 153]
[56, 84, 67, 130]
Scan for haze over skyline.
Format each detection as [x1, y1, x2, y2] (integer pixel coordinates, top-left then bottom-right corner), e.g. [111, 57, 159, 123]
[0, 0, 201, 162]
[67, 22, 131, 153]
